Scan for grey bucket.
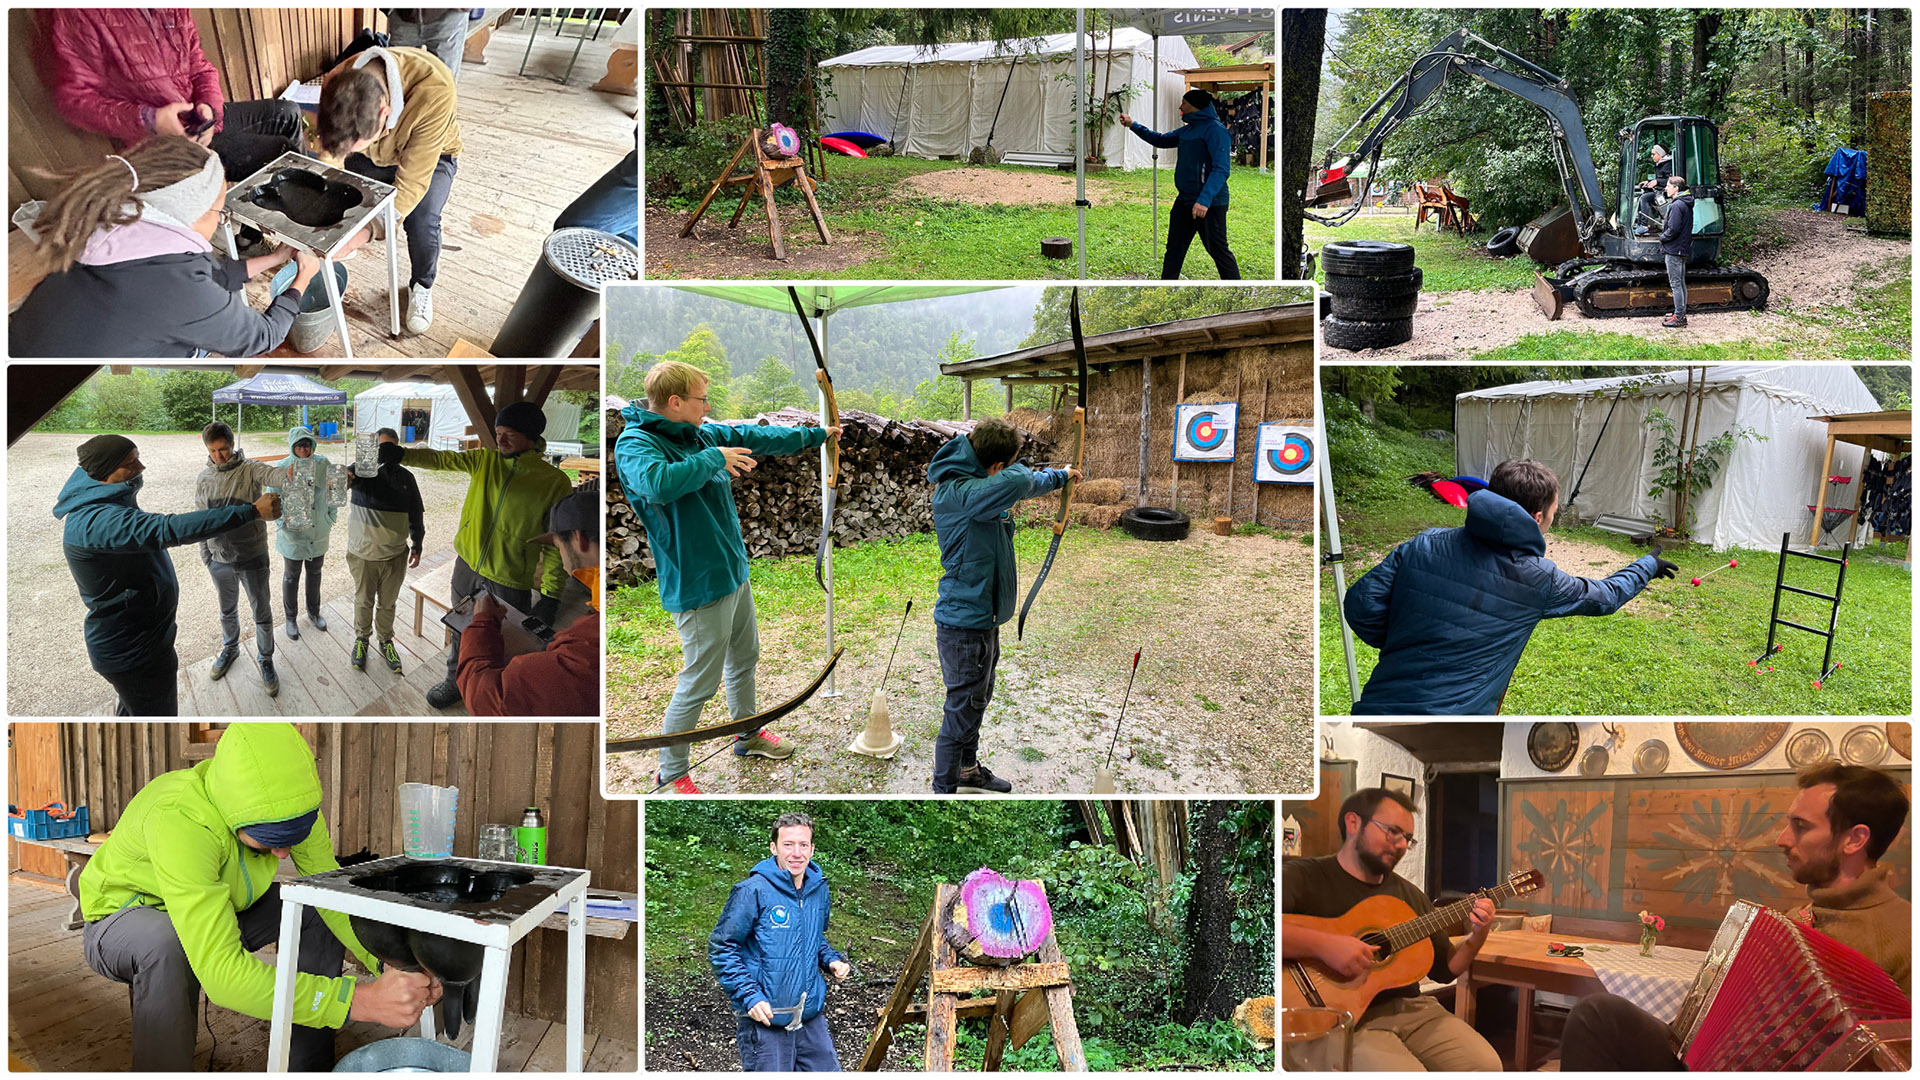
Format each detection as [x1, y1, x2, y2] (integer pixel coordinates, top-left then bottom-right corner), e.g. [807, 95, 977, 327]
[272, 260, 350, 355]
[333, 1036, 472, 1072]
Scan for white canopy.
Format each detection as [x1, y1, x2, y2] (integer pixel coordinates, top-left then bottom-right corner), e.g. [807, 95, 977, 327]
[819, 28, 1196, 170]
[1454, 365, 1884, 549]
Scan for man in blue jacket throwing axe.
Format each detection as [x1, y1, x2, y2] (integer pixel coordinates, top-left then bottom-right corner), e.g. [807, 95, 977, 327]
[1343, 459, 1677, 714]
[1120, 89, 1242, 280]
[710, 812, 851, 1071]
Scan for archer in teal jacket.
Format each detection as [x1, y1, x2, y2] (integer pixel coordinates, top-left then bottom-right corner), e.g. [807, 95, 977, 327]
[926, 429, 1071, 631]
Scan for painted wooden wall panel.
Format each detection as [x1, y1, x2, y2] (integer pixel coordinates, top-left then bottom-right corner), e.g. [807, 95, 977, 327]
[1502, 770, 1911, 932]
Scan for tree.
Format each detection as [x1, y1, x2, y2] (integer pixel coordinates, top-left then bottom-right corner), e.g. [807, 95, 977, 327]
[86, 370, 167, 432]
[1281, 9, 1327, 279]
[1173, 800, 1274, 1024]
[734, 355, 811, 416]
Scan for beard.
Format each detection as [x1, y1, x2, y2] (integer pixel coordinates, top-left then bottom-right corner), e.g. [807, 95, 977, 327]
[1356, 844, 1400, 878]
[1788, 846, 1841, 886]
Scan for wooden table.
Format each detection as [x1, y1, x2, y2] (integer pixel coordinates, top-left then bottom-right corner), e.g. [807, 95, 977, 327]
[557, 456, 602, 475]
[1453, 930, 1607, 1071]
[410, 560, 460, 643]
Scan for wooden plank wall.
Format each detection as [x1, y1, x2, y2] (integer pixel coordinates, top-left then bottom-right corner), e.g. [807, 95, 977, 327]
[43, 722, 636, 1040]
[1500, 770, 1912, 933]
[9, 9, 378, 211]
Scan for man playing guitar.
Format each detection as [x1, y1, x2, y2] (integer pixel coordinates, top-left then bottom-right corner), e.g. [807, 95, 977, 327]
[1282, 787, 1503, 1070]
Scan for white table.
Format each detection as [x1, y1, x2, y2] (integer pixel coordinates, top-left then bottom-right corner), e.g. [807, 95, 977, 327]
[1574, 941, 1710, 1024]
[265, 856, 590, 1072]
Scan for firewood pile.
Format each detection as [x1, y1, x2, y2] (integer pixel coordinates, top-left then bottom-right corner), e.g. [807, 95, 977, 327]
[606, 406, 1053, 586]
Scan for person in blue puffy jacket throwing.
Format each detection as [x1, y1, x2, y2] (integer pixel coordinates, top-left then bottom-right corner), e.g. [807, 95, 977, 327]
[1343, 459, 1677, 714]
[710, 812, 850, 1071]
[1120, 89, 1242, 280]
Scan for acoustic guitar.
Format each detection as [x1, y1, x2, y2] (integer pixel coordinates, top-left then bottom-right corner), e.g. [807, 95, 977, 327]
[1282, 867, 1545, 1021]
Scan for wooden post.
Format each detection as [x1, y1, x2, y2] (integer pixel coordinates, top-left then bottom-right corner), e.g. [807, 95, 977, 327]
[449, 367, 499, 449]
[1224, 356, 1244, 524]
[1678, 367, 1708, 534]
[1259, 73, 1270, 171]
[859, 904, 936, 1070]
[1170, 352, 1187, 511]
[758, 162, 787, 260]
[681, 134, 753, 236]
[963, 379, 973, 421]
[1005, 380, 1013, 415]
[1034, 929, 1085, 1070]
[1670, 367, 1696, 529]
[1810, 431, 1839, 545]
[981, 990, 1018, 1070]
[924, 884, 961, 1071]
[1137, 356, 1152, 507]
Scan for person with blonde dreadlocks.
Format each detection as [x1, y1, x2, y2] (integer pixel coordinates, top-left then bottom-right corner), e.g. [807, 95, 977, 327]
[10, 136, 323, 357]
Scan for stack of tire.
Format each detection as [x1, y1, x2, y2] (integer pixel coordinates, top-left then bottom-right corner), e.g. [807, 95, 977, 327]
[1321, 240, 1420, 351]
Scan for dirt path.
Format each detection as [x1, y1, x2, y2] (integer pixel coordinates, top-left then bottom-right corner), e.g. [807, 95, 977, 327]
[9, 432, 477, 715]
[897, 168, 1131, 207]
[645, 206, 883, 279]
[1338, 209, 1910, 359]
[606, 531, 1317, 796]
[644, 979, 912, 1072]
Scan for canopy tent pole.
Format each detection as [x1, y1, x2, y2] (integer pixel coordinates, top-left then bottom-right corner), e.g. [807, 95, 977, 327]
[819, 305, 840, 698]
[1320, 451, 1361, 703]
[1075, 9, 1087, 279]
[1152, 33, 1160, 256]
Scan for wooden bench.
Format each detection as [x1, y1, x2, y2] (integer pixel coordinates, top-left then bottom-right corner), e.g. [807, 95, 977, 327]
[410, 559, 459, 643]
[13, 836, 101, 931]
[462, 8, 515, 67]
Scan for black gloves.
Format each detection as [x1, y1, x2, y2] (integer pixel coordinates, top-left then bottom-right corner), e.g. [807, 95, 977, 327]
[378, 441, 404, 466]
[1650, 545, 1679, 579]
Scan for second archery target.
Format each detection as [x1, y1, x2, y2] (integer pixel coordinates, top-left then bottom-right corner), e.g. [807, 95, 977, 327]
[1255, 423, 1315, 485]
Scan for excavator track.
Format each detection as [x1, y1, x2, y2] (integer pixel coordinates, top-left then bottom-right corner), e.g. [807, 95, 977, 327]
[1564, 262, 1770, 319]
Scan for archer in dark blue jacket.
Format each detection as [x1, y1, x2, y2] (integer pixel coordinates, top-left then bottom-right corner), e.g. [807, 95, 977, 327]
[52, 436, 268, 715]
[926, 421, 1073, 794]
[1122, 89, 1241, 280]
[710, 816, 849, 1072]
[1343, 462, 1672, 715]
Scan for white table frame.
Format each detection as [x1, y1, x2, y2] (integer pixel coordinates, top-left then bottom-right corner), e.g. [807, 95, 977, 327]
[265, 860, 589, 1072]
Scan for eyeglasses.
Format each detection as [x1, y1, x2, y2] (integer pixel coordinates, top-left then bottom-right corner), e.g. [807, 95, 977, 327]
[687, 396, 710, 405]
[1363, 818, 1418, 848]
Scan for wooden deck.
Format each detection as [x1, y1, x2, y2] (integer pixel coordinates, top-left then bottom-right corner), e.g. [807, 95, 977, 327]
[246, 16, 636, 359]
[99, 548, 470, 718]
[6, 879, 637, 1072]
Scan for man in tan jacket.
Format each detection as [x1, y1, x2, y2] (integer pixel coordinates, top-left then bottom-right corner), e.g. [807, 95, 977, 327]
[316, 45, 462, 335]
[1558, 761, 1910, 1069]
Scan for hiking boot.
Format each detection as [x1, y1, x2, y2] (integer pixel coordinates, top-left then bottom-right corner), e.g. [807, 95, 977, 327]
[733, 728, 794, 759]
[352, 638, 369, 672]
[284, 617, 301, 641]
[260, 659, 280, 698]
[1633, 225, 1651, 236]
[406, 285, 434, 335]
[210, 646, 239, 681]
[657, 773, 703, 795]
[1662, 315, 1688, 328]
[426, 678, 462, 709]
[956, 765, 1014, 794]
[309, 611, 328, 632]
[381, 640, 404, 674]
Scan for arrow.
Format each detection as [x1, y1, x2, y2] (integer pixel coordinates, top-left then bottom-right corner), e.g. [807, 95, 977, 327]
[1016, 286, 1088, 641]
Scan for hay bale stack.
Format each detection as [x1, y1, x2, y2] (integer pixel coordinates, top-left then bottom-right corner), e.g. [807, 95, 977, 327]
[1076, 477, 1127, 505]
[605, 407, 1055, 586]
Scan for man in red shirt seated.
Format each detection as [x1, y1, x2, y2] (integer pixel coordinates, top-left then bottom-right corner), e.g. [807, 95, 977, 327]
[456, 486, 600, 717]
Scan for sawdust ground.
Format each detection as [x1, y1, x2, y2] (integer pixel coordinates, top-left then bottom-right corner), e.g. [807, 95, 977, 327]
[644, 205, 883, 279]
[897, 167, 1131, 207]
[1336, 209, 1911, 359]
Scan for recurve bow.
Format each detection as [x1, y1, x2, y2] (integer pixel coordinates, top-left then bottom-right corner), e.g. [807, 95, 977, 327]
[1015, 286, 1088, 641]
[790, 286, 841, 592]
[604, 648, 845, 754]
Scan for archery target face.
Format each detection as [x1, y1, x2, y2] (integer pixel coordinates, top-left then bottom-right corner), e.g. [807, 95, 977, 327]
[1173, 402, 1239, 462]
[1255, 423, 1315, 485]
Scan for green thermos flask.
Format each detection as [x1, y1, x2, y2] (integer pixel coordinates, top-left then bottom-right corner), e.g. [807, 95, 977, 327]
[515, 807, 547, 865]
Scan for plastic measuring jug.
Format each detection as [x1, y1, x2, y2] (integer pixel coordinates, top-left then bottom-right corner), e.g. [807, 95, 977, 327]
[398, 783, 459, 858]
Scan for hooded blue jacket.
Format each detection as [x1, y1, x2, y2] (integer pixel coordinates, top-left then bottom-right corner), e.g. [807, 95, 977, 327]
[53, 467, 258, 673]
[614, 404, 827, 613]
[1344, 490, 1657, 715]
[1127, 102, 1233, 208]
[273, 426, 338, 562]
[710, 857, 846, 1026]
[927, 434, 1070, 631]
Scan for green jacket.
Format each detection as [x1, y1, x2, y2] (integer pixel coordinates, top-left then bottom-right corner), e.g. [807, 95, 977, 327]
[78, 724, 379, 1029]
[405, 440, 572, 597]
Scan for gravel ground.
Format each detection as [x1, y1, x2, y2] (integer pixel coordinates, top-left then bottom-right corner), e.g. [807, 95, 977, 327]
[1339, 209, 1911, 359]
[9, 432, 478, 716]
[898, 169, 1130, 207]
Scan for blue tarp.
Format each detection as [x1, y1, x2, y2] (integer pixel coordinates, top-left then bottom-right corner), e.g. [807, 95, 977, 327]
[1819, 147, 1867, 216]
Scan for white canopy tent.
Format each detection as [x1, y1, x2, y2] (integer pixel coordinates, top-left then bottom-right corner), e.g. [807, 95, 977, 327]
[354, 382, 583, 451]
[1455, 365, 1884, 549]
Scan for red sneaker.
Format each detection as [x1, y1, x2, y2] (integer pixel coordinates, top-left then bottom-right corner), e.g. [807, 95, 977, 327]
[656, 773, 703, 795]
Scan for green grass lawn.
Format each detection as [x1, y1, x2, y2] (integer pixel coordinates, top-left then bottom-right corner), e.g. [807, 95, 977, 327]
[1305, 213, 1536, 292]
[1320, 461, 1914, 716]
[657, 155, 1275, 280]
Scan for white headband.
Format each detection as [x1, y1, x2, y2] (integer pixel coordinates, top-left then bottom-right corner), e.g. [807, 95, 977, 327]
[136, 152, 225, 230]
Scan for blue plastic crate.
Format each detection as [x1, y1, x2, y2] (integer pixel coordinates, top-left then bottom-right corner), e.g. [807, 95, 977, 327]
[7, 803, 88, 841]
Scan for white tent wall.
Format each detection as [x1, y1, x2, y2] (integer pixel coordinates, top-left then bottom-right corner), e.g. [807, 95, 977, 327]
[820, 29, 1195, 169]
[1453, 366, 1881, 549]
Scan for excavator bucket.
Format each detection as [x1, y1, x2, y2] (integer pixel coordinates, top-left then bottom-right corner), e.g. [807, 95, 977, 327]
[1532, 273, 1569, 320]
[1307, 175, 1353, 207]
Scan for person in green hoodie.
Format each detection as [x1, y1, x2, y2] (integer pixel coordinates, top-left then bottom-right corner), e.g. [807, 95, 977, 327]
[78, 723, 440, 1070]
[614, 361, 840, 794]
[393, 400, 573, 709]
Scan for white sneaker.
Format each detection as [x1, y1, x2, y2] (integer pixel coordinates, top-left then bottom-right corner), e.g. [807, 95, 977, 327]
[406, 285, 434, 334]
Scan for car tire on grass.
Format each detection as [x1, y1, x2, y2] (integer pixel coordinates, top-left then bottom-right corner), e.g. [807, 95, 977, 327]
[1118, 507, 1191, 542]
[1486, 226, 1521, 257]
[1330, 291, 1419, 320]
[1322, 266, 1423, 300]
[1322, 314, 1415, 351]
[1320, 239, 1417, 277]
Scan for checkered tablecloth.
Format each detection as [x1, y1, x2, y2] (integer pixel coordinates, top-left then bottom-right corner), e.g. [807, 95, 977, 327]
[1574, 942, 1709, 1023]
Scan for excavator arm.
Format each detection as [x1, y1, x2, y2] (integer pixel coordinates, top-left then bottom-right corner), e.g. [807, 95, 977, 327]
[1309, 28, 1608, 244]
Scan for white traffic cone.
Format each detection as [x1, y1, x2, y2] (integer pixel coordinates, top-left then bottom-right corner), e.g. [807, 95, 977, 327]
[1092, 764, 1116, 793]
[849, 686, 903, 758]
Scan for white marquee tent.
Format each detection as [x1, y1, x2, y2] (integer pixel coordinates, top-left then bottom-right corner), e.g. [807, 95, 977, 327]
[818, 28, 1197, 170]
[353, 382, 583, 449]
[1455, 365, 1884, 549]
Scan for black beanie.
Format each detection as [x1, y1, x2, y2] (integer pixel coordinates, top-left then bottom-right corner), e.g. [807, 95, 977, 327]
[1183, 89, 1213, 110]
[77, 434, 137, 481]
[496, 401, 547, 439]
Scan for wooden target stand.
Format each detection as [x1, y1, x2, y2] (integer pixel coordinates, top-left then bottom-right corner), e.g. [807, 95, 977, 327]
[680, 129, 831, 261]
[859, 882, 1085, 1071]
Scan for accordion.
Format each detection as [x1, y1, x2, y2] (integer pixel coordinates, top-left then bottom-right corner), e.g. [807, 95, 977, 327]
[1670, 900, 1911, 1070]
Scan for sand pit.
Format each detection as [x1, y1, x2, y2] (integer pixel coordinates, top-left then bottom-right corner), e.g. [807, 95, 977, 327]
[899, 167, 1128, 207]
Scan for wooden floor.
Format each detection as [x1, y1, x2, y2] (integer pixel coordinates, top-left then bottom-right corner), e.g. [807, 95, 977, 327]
[97, 547, 470, 718]
[246, 16, 636, 359]
[7, 879, 636, 1072]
